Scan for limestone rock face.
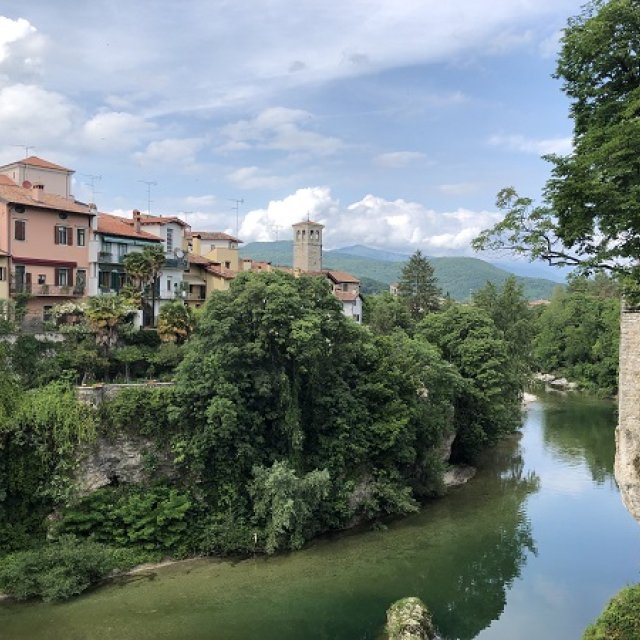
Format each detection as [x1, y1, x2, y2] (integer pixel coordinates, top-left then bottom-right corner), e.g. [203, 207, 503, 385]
[386, 597, 436, 640]
[74, 435, 171, 496]
[615, 310, 640, 524]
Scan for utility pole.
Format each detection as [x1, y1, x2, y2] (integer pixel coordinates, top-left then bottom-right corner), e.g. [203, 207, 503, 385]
[229, 198, 244, 237]
[138, 180, 157, 215]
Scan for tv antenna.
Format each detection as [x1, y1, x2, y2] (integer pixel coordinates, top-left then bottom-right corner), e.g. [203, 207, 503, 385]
[229, 198, 244, 237]
[266, 218, 283, 241]
[81, 174, 102, 204]
[12, 145, 35, 158]
[138, 180, 157, 215]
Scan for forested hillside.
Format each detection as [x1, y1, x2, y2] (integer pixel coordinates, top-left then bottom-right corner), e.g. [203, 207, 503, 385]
[240, 242, 561, 300]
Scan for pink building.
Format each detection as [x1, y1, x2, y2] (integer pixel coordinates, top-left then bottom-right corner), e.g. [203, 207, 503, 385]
[0, 160, 95, 326]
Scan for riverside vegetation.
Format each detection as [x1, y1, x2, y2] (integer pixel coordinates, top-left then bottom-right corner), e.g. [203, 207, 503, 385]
[0, 264, 538, 603]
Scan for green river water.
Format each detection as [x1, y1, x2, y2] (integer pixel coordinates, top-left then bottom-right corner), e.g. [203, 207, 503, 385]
[1, 394, 639, 639]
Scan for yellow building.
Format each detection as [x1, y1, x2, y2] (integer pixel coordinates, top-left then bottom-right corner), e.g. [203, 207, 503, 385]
[184, 254, 236, 308]
[188, 231, 241, 273]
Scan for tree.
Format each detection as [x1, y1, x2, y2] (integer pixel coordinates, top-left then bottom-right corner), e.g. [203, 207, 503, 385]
[473, 276, 535, 387]
[157, 301, 195, 344]
[397, 250, 441, 320]
[84, 295, 136, 356]
[123, 245, 166, 325]
[473, 0, 640, 297]
[364, 292, 414, 335]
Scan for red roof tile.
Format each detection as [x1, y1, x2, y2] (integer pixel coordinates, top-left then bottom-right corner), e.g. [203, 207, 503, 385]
[11, 156, 72, 172]
[334, 290, 360, 302]
[0, 183, 93, 215]
[292, 219, 324, 227]
[187, 231, 242, 243]
[123, 214, 190, 228]
[325, 270, 360, 284]
[0, 175, 17, 186]
[188, 254, 214, 266]
[98, 213, 162, 241]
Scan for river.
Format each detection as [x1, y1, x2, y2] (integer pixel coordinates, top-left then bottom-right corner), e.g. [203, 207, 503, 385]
[1, 393, 639, 640]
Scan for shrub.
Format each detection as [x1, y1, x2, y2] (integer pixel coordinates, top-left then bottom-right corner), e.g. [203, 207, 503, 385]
[0, 536, 145, 602]
[583, 585, 640, 640]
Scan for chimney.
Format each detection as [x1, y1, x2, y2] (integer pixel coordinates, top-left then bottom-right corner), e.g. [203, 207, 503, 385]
[31, 183, 44, 201]
[133, 209, 141, 233]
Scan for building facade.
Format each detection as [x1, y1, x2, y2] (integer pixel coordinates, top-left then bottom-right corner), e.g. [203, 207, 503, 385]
[0, 171, 96, 325]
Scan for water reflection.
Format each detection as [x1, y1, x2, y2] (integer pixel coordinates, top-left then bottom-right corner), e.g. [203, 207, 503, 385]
[541, 394, 616, 483]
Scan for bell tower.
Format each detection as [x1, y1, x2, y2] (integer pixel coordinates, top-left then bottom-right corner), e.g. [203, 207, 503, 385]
[293, 219, 324, 272]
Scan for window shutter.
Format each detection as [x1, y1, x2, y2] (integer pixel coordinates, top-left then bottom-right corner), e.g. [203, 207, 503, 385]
[54, 268, 60, 286]
[54, 226, 59, 244]
[67, 227, 73, 246]
[68, 269, 74, 287]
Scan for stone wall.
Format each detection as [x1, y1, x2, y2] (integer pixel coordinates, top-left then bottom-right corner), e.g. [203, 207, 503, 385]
[75, 381, 174, 407]
[615, 308, 640, 523]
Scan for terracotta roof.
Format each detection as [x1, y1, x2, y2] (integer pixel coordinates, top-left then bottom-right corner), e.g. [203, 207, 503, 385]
[124, 214, 190, 228]
[3, 156, 72, 172]
[188, 254, 213, 266]
[292, 219, 324, 227]
[0, 183, 93, 215]
[325, 270, 360, 284]
[98, 213, 162, 241]
[187, 231, 242, 243]
[0, 175, 17, 186]
[206, 264, 236, 279]
[334, 290, 360, 302]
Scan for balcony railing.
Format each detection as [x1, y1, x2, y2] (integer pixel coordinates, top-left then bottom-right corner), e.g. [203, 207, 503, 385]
[10, 280, 85, 297]
[164, 257, 188, 270]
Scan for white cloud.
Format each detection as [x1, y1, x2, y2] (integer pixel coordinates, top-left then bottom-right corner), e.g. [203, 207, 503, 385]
[374, 151, 427, 168]
[133, 137, 206, 166]
[82, 111, 155, 151]
[240, 187, 501, 253]
[226, 166, 286, 190]
[489, 133, 572, 156]
[0, 83, 75, 144]
[0, 17, 36, 63]
[221, 107, 344, 156]
[539, 30, 563, 58]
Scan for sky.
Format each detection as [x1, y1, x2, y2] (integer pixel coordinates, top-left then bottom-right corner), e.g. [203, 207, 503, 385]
[0, 0, 585, 257]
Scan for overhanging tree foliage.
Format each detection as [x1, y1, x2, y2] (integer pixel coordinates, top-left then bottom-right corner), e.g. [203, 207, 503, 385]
[473, 0, 640, 296]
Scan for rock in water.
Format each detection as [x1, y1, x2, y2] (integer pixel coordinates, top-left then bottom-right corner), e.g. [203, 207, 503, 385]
[386, 597, 435, 640]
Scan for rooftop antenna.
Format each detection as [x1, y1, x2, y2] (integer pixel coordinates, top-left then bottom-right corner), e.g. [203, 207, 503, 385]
[138, 180, 157, 215]
[81, 173, 102, 204]
[266, 218, 283, 241]
[180, 211, 193, 226]
[12, 145, 35, 158]
[229, 198, 244, 237]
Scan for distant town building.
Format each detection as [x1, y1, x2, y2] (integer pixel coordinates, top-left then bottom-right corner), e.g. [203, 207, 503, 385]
[293, 219, 324, 273]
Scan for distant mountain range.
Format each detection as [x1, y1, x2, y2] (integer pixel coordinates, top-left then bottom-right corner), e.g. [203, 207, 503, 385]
[239, 242, 563, 301]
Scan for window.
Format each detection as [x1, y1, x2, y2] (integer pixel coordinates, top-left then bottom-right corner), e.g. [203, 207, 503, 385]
[43, 306, 53, 322]
[99, 271, 111, 289]
[76, 269, 87, 292]
[0, 267, 6, 281]
[77, 228, 86, 246]
[118, 243, 128, 257]
[225, 261, 231, 269]
[166, 228, 174, 253]
[55, 225, 72, 246]
[55, 267, 71, 287]
[167, 277, 172, 292]
[38, 274, 46, 285]
[14, 220, 25, 241]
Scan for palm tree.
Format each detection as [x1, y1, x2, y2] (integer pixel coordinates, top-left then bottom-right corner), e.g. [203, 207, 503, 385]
[84, 295, 136, 356]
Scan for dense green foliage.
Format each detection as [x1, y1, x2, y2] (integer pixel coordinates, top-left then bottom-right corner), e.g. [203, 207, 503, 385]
[583, 585, 640, 640]
[0, 536, 146, 602]
[397, 250, 441, 319]
[534, 276, 620, 394]
[239, 241, 560, 300]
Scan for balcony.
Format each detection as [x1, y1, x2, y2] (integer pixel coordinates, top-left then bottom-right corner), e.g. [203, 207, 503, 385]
[10, 280, 85, 297]
[98, 251, 115, 264]
[164, 257, 188, 270]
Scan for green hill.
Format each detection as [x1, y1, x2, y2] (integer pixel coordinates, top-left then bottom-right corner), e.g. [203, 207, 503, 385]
[240, 242, 561, 300]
